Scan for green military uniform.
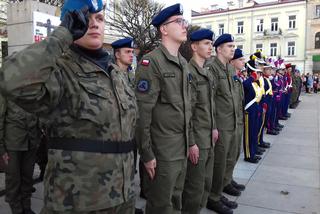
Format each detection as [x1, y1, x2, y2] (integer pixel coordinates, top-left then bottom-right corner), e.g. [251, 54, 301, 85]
[181, 58, 216, 214]
[290, 73, 299, 106]
[206, 57, 238, 202]
[0, 94, 40, 214]
[0, 27, 137, 214]
[135, 44, 192, 214]
[224, 72, 244, 187]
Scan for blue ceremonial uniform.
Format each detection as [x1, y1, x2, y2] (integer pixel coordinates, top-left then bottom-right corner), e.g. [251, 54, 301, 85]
[264, 77, 273, 132]
[268, 76, 278, 131]
[243, 77, 261, 162]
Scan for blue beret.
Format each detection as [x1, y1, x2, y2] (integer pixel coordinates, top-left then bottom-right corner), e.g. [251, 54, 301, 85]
[213, 33, 234, 47]
[232, 48, 244, 60]
[190, 29, 214, 42]
[61, 0, 104, 20]
[111, 38, 135, 49]
[151, 3, 183, 27]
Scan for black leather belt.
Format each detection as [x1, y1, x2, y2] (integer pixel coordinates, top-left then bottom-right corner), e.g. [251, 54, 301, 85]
[48, 138, 135, 154]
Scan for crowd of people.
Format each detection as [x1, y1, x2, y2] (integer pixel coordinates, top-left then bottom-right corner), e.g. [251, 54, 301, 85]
[302, 73, 320, 93]
[0, 1, 306, 214]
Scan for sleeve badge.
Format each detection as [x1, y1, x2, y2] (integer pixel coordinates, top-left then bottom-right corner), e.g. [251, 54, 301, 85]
[141, 59, 150, 66]
[137, 79, 150, 92]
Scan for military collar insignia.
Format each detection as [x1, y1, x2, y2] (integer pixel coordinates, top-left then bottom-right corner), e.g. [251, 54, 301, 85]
[233, 75, 239, 82]
[188, 73, 193, 83]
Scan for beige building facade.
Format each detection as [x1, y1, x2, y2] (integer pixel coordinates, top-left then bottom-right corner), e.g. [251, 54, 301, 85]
[192, 0, 307, 72]
[305, 0, 320, 74]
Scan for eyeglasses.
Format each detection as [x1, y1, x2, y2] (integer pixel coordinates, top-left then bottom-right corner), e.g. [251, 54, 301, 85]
[163, 18, 189, 27]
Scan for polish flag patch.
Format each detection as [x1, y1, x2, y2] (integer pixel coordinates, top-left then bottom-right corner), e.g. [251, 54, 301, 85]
[141, 59, 150, 66]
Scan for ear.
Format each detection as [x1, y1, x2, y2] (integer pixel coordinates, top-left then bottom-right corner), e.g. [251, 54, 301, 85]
[160, 25, 168, 35]
[191, 43, 197, 52]
[217, 45, 222, 54]
[115, 50, 120, 59]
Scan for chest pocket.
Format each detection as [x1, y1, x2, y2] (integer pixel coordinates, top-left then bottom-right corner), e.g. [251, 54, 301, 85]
[75, 70, 115, 124]
[118, 78, 137, 110]
[217, 74, 232, 96]
[160, 71, 183, 104]
[196, 80, 210, 104]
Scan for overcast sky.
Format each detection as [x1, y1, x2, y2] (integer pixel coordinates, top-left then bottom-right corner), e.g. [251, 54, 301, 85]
[156, 0, 276, 20]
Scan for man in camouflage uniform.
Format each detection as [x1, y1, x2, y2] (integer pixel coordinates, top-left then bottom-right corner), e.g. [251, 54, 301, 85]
[134, 3, 191, 214]
[181, 29, 218, 214]
[111, 37, 144, 214]
[0, 94, 40, 214]
[0, 1, 137, 213]
[111, 37, 136, 86]
[206, 34, 238, 214]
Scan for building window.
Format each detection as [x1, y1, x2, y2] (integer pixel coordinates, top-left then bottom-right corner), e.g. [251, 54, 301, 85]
[270, 43, 277, 56]
[237, 21, 244, 34]
[288, 41, 295, 56]
[237, 45, 243, 50]
[316, 5, 320, 18]
[219, 24, 224, 35]
[256, 44, 263, 52]
[239, 0, 243, 8]
[289, 15, 296, 29]
[271, 18, 278, 31]
[315, 32, 320, 49]
[257, 19, 263, 32]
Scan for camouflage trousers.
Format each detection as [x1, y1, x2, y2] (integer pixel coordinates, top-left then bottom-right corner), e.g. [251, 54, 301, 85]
[40, 198, 135, 214]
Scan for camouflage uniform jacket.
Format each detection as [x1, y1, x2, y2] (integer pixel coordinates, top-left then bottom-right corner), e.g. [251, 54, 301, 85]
[0, 94, 40, 156]
[188, 58, 216, 149]
[135, 44, 192, 162]
[0, 27, 137, 212]
[206, 57, 237, 131]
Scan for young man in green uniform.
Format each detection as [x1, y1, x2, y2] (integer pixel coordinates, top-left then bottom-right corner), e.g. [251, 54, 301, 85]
[134, 3, 192, 214]
[181, 29, 218, 214]
[206, 34, 238, 214]
[223, 49, 246, 196]
[0, 95, 40, 214]
[0, 0, 138, 213]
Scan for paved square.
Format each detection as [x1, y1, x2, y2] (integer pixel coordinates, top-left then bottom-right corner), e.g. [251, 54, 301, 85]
[0, 94, 319, 214]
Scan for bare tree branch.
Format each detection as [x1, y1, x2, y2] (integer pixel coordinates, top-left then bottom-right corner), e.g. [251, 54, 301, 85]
[106, 0, 163, 60]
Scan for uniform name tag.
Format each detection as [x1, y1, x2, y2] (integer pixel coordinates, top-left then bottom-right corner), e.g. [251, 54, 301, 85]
[163, 73, 175, 78]
[197, 81, 207, 85]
